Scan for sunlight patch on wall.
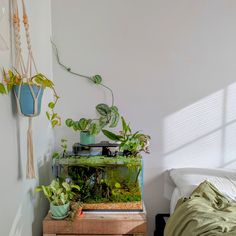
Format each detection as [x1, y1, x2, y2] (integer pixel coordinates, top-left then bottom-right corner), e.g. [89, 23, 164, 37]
[163, 90, 223, 154]
[226, 83, 236, 123]
[164, 130, 222, 168]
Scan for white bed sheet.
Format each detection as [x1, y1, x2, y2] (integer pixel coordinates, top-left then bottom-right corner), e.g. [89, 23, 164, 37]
[169, 168, 236, 214]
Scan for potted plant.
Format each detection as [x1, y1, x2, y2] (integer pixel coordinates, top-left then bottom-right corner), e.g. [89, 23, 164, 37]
[102, 117, 151, 157]
[66, 104, 120, 145]
[0, 69, 61, 127]
[36, 179, 80, 219]
[66, 118, 97, 145]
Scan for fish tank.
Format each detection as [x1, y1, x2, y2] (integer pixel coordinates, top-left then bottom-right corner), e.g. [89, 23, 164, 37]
[53, 152, 144, 211]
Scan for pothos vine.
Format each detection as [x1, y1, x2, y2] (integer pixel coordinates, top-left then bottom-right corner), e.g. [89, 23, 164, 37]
[51, 40, 120, 135]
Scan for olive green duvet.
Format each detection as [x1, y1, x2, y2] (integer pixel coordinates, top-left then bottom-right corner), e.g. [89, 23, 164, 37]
[164, 181, 236, 236]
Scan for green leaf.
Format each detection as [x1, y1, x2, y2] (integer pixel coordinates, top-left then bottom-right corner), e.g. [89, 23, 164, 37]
[0, 83, 6, 94]
[52, 152, 60, 159]
[71, 184, 80, 191]
[121, 116, 127, 131]
[60, 193, 66, 205]
[51, 113, 57, 121]
[96, 103, 110, 116]
[35, 186, 43, 192]
[50, 180, 60, 189]
[65, 118, 74, 127]
[115, 182, 121, 189]
[62, 182, 70, 191]
[102, 129, 121, 141]
[46, 111, 50, 120]
[89, 123, 100, 135]
[131, 131, 140, 139]
[34, 77, 43, 85]
[109, 112, 119, 128]
[99, 116, 108, 128]
[7, 83, 13, 93]
[32, 73, 54, 89]
[8, 70, 14, 79]
[111, 106, 119, 113]
[78, 118, 89, 130]
[73, 121, 80, 131]
[92, 74, 102, 84]
[121, 116, 131, 134]
[41, 186, 51, 198]
[48, 102, 55, 109]
[52, 120, 58, 128]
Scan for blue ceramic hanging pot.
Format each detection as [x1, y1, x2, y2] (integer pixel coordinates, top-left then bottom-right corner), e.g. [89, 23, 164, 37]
[13, 84, 44, 117]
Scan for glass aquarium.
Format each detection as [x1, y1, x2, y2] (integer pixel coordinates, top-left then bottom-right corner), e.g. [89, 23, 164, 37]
[53, 155, 143, 211]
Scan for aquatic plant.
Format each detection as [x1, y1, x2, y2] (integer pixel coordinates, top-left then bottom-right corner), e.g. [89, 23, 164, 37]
[55, 155, 142, 204]
[102, 117, 151, 157]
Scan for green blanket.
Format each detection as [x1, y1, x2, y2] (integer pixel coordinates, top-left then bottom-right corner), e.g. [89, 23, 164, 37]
[164, 181, 236, 236]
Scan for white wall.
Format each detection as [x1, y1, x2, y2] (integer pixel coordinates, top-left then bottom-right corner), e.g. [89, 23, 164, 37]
[0, 0, 53, 235]
[51, 0, 236, 235]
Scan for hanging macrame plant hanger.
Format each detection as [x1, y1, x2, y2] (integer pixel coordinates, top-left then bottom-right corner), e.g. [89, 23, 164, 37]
[12, 0, 42, 179]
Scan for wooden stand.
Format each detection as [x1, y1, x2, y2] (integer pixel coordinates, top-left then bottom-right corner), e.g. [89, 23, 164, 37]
[43, 210, 147, 236]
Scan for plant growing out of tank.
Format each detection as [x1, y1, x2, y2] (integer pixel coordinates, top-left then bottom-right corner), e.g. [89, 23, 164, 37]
[102, 117, 150, 157]
[36, 179, 80, 219]
[52, 138, 68, 159]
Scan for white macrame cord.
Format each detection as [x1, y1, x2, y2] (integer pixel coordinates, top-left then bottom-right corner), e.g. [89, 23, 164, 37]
[12, 0, 42, 179]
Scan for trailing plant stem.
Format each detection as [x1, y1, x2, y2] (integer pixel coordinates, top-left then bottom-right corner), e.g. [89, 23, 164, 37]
[51, 40, 114, 106]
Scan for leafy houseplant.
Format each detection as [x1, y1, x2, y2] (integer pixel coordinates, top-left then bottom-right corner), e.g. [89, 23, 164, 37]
[52, 138, 68, 159]
[36, 179, 80, 219]
[66, 104, 119, 145]
[0, 69, 61, 127]
[102, 117, 151, 157]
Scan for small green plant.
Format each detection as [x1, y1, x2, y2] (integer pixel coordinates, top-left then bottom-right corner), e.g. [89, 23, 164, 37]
[102, 117, 151, 157]
[60, 138, 68, 157]
[65, 104, 119, 136]
[0, 69, 61, 128]
[52, 138, 68, 159]
[36, 179, 80, 206]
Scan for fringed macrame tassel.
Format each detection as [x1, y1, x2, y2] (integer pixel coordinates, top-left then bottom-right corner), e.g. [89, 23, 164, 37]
[26, 117, 36, 179]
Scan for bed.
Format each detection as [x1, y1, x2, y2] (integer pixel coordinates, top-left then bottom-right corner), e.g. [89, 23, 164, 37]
[154, 168, 236, 236]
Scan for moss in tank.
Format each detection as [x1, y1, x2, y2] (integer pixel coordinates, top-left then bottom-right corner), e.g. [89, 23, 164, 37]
[57, 155, 142, 167]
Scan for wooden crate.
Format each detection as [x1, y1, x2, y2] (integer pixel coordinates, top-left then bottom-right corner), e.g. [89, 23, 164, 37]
[43, 210, 147, 236]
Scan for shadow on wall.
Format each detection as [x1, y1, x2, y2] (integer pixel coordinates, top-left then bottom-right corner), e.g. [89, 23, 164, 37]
[162, 82, 236, 169]
[32, 156, 51, 236]
[8, 205, 23, 236]
[8, 156, 51, 236]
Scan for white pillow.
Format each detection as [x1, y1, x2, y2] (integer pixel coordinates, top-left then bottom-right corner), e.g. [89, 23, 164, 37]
[169, 168, 236, 201]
